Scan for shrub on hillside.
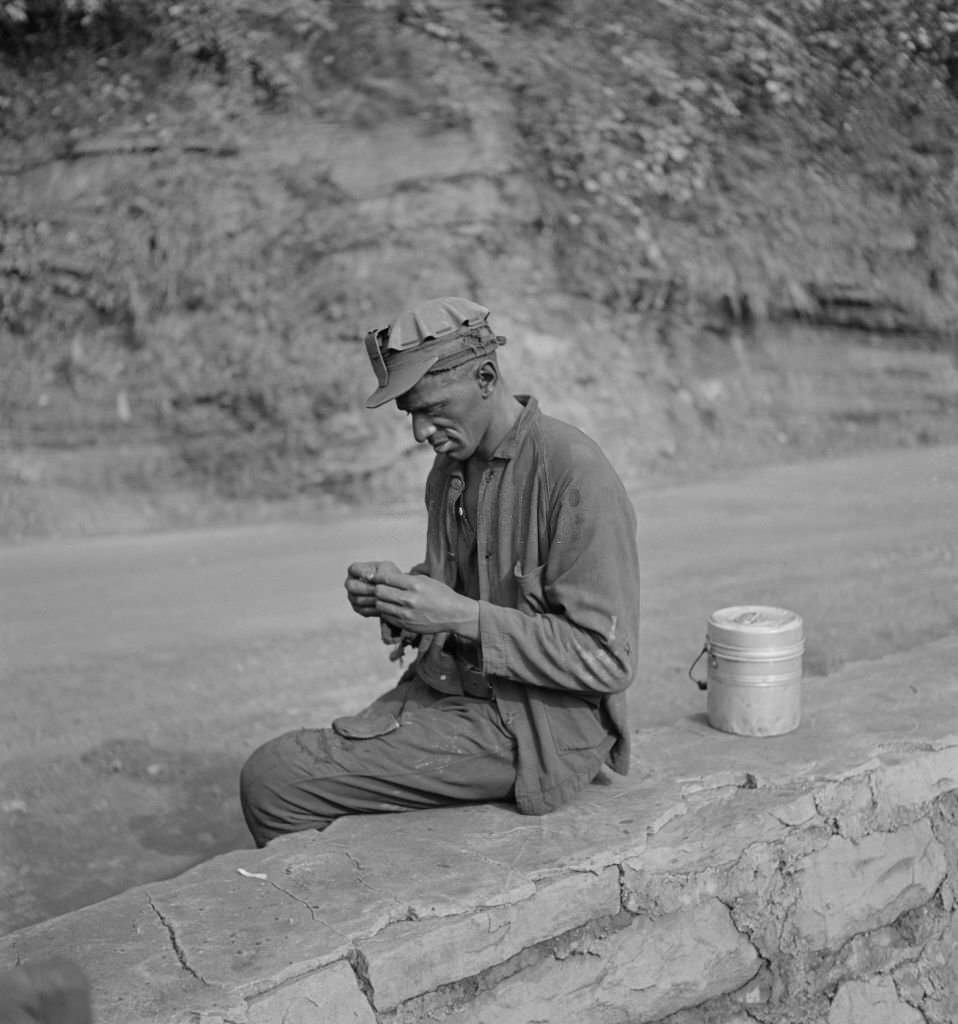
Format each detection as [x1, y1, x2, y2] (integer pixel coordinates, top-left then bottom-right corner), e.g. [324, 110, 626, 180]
[513, 0, 958, 314]
[706, 0, 958, 113]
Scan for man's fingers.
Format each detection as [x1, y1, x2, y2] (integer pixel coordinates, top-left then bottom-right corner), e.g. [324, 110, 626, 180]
[345, 573, 379, 619]
[374, 583, 413, 607]
[375, 569, 416, 590]
[348, 560, 403, 583]
[345, 577, 376, 596]
[347, 561, 378, 580]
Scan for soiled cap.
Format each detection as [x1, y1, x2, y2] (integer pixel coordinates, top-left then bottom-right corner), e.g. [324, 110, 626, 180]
[363, 297, 505, 408]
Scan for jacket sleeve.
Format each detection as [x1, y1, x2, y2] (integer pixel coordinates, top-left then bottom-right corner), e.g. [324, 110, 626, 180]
[477, 458, 640, 696]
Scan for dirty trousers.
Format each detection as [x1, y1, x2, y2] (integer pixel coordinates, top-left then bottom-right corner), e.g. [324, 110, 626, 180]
[239, 695, 517, 848]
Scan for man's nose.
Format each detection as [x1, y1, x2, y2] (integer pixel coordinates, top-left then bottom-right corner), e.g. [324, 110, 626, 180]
[411, 413, 435, 444]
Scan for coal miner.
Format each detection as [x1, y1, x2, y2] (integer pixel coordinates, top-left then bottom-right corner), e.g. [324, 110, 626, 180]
[240, 297, 640, 846]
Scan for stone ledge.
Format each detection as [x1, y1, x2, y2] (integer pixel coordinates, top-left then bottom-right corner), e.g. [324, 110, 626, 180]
[3, 636, 958, 1024]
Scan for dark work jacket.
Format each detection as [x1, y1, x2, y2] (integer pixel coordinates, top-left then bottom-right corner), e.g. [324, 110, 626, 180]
[367, 396, 640, 815]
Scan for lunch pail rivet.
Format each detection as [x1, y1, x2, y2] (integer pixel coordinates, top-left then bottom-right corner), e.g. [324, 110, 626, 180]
[689, 605, 805, 737]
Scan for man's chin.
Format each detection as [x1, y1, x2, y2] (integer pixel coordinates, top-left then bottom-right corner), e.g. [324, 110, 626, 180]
[433, 440, 468, 459]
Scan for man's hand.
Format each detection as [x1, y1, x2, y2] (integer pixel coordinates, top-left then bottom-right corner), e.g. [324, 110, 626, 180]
[344, 561, 401, 618]
[374, 569, 479, 639]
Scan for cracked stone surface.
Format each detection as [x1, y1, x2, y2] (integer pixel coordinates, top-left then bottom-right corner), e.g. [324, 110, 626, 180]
[0, 891, 202, 1022]
[0, 636, 957, 1023]
[147, 894, 208, 986]
[828, 976, 925, 1024]
[787, 821, 947, 950]
[357, 868, 621, 1011]
[450, 898, 760, 1024]
[246, 961, 376, 1024]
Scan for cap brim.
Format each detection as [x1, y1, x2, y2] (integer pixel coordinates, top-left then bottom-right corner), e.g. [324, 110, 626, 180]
[364, 352, 440, 409]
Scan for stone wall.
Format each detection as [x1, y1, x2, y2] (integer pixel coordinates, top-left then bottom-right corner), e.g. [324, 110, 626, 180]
[2, 636, 958, 1024]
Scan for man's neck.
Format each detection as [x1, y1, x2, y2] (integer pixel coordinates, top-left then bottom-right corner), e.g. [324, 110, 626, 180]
[474, 393, 523, 462]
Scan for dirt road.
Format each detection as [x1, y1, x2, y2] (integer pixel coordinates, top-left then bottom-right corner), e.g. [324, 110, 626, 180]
[2, 444, 957, 934]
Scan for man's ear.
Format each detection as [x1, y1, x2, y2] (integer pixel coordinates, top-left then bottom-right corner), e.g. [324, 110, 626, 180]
[476, 359, 498, 397]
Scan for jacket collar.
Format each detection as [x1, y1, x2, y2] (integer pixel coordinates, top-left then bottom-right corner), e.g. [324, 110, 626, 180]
[438, 395, 538, 481]
[490, 394, 538, 462]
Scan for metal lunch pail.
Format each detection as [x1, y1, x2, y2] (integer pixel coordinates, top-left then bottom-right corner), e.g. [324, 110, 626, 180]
[689, 606, 805, 737]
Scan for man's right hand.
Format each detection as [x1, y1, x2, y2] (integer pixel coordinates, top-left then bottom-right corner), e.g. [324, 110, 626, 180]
[344, 561, 402, 617]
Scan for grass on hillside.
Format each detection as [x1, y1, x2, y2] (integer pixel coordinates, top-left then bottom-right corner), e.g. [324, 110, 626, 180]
[1, 0, 957, 510]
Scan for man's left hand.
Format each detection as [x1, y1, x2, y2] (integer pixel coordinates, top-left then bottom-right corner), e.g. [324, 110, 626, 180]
[374, 570, 479, 639]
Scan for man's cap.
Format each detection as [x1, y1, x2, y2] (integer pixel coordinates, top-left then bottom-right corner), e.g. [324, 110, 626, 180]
[364, 297, 505, 409]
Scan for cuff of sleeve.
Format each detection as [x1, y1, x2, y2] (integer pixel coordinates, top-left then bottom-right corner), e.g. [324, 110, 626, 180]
[477, 600, 510, 677]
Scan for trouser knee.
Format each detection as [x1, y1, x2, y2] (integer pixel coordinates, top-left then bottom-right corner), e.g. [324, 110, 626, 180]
[239, 738, 292, 848]
[240, 731, 341, 847]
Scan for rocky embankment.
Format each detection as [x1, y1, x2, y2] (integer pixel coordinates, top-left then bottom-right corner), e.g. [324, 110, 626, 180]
[2, 0, 957, 537]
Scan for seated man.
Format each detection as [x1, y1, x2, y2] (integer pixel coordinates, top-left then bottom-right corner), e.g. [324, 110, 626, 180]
[240, 297, 640, 847]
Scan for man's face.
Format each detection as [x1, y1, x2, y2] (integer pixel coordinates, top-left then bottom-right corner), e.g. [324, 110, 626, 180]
[396, 369, 489, 461]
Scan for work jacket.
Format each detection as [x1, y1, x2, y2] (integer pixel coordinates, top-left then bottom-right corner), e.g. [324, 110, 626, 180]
[406, 395, 642, 814]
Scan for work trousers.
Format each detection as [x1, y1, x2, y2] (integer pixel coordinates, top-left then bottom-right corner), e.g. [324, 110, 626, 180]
[240, 692, 517, 848]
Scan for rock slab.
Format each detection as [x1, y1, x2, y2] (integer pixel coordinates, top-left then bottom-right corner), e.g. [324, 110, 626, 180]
[2, 637, 958, 1023]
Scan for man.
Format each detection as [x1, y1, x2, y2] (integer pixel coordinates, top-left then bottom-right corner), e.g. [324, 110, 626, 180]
[240, 297, 639, 847]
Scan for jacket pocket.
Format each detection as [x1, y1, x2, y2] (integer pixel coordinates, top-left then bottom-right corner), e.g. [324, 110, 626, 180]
[331, 713, 400, 740]
[513, 562, 548, 614]
[552, 699, 609, 752]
